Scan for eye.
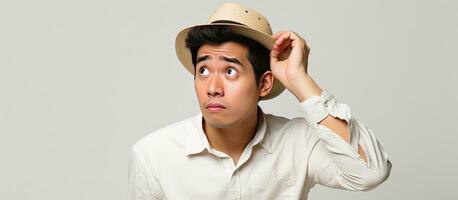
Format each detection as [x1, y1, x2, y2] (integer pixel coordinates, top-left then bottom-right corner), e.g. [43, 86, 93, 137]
[226, 67, 238, 77]
[198, 66, 209, 76]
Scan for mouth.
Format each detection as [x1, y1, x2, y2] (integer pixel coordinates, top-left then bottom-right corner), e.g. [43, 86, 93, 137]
[206, 103, 226, 112]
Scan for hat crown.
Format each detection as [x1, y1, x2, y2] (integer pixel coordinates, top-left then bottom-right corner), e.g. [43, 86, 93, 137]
[208, 3, 272, 35]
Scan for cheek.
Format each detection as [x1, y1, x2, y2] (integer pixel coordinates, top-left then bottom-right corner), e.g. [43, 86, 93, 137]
[225, 79, 259, 101]
[194, 81, 206, 101]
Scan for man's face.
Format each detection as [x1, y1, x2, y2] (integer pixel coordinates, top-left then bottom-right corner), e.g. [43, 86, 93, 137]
[194, 41, 260, 128]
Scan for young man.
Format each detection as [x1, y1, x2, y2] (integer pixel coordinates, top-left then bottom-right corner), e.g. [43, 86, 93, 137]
[128, 3, 392, 200]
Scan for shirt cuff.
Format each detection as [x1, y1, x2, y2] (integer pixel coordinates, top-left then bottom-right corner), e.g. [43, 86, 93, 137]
[298, 89, 352, 125]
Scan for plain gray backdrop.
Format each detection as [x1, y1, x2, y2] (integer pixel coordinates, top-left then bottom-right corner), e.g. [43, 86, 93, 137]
[1, 0, 457, 199]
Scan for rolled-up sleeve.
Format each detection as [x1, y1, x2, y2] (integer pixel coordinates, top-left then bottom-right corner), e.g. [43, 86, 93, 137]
[301, 90, 392, 191]
[128, 147, 164, 200]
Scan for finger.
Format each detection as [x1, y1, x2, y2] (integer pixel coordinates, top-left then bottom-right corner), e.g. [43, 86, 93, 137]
[275, 32, 295, 53]
[273, 33, 291, 53]
[289, 31, 303, 41]
[278, 36, 292, 50]
[270, 44, 279, 57]
[270, 49, 279, 62]
[275, 32, 290, 46]
[273, 31, 294, 45]
[272, 31, 288, 39]
[273, 31, 308, 54]
[274, 31, 303, 42]
[271, 41, 286, 58]
[276, 40, 291, 56]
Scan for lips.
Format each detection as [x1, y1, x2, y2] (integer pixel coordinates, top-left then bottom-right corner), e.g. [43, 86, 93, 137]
[206, 103, 226, 111]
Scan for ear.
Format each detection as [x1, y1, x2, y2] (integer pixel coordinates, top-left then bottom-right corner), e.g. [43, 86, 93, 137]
[258, 71, 274, 98]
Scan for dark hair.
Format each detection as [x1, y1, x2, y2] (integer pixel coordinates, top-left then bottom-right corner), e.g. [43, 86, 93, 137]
[185, 25, 270, 85]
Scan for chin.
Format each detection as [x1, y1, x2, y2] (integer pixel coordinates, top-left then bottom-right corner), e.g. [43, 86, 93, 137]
[202, 114, 235, 129]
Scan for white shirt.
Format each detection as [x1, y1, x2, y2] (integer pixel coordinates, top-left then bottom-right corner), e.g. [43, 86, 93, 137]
[127, 90, 392, 200]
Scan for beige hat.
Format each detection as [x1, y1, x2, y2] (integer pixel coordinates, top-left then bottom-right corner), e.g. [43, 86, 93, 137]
[175, 2, 285, 100]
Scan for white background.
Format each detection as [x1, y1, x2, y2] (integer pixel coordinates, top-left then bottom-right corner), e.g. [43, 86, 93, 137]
[1, 0, 457, 199]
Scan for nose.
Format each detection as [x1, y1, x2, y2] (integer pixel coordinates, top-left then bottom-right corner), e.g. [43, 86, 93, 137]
[207, 75, 224, 97]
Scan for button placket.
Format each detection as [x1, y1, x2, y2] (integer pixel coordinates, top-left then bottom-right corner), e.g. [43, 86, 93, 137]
[228, 169, 241, 199]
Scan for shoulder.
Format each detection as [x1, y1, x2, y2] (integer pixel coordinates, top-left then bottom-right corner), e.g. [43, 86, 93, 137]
[265, 113, 311, 133]
[132, 113, 199, 155]
[264, 113, 320, 145]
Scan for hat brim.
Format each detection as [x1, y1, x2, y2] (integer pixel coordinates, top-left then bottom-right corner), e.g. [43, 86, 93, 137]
[175, 23, 285, 100]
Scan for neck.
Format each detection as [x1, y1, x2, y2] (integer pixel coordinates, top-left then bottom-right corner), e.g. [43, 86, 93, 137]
[202, 107, 260, 158]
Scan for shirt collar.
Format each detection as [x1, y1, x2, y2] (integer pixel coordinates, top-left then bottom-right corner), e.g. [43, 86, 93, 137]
[184, 107, 272, 156]
[184, 112, 208, 156]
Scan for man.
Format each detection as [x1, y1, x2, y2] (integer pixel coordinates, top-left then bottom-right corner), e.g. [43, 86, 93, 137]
[128, 3, 392, 200]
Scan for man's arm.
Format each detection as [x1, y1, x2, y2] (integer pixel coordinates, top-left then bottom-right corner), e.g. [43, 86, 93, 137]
[269, 31, 368, 161]
[270, 31, 391, 191]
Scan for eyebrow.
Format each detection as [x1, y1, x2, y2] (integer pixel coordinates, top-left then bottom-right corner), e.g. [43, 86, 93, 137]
[196, 55, 244, 68]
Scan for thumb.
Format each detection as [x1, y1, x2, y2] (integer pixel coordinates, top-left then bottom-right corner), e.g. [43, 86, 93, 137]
[270, 48, 279, 63]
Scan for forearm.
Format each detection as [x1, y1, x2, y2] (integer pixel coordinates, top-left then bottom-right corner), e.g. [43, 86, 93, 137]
[291, 74, 368, 162]
[319, 115, 368, 163]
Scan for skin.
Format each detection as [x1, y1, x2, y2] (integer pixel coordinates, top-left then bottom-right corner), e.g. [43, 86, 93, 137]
[194, 42, 273, 163]
[195, 32, 368, 165]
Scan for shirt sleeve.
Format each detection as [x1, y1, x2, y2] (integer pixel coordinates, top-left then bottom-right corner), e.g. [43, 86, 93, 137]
[300, 89, 392, 191]
[127, 147, 165, 200]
